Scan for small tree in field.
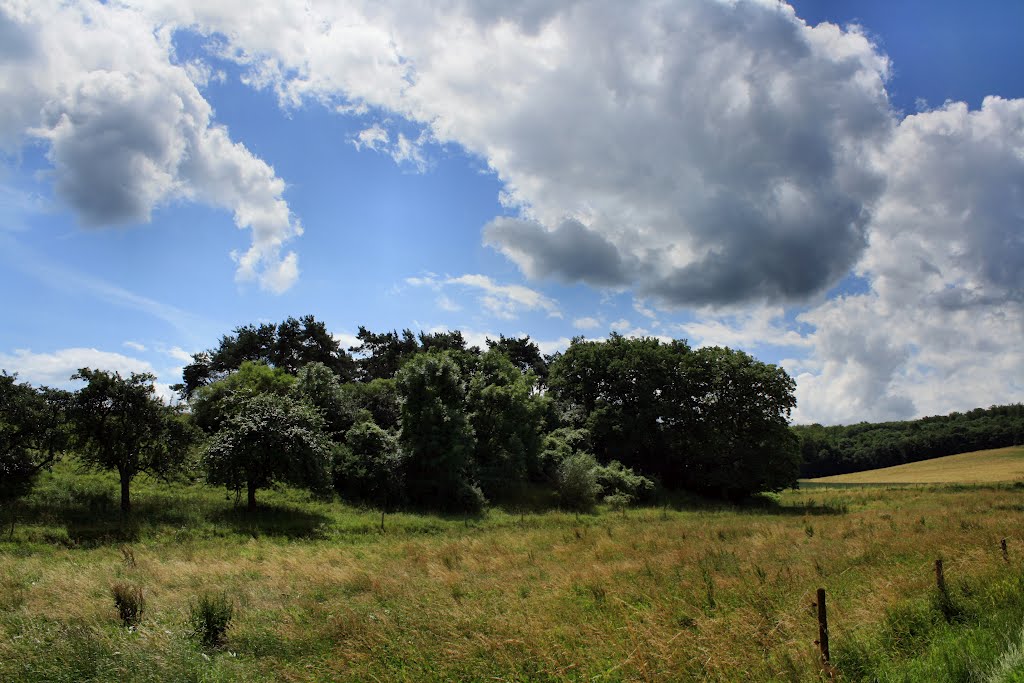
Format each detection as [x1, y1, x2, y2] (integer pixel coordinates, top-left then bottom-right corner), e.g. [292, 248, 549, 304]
[70, 368, 194, 513]
[203, 393, 332, 511]
[558, 452, 601, 512]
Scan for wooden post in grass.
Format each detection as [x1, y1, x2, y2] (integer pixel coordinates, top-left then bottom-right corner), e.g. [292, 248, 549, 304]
[1002, 538, 1009, 563]
[935, 559, 946, 594]
[815, 587, 830, 665]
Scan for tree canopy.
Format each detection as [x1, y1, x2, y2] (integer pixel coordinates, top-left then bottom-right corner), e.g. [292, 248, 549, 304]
[71, 368, 195, 512]
[485, 334, 549, 383]
[549, 335, 800, 497]
[190, 361, 296, 434]
[395, 351, 482, 512]
[203, 392, 333, 510]
[0, 373, 69, 508]
[176, 315, 354, 398]
[467, 349, 549, 499]
[348, 326, 481, 382]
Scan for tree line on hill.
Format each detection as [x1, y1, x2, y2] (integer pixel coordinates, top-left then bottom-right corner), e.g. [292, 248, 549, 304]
[795, 404, 1024, 478]
[2, 314, 802, 520]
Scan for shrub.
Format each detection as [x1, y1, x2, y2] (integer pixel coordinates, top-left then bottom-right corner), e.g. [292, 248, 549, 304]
[333, 421, 406, 514]
[189, 592, 234, 647]
[539, 427, 591, 481]
[603, 492, 633, 515]
[455, 481, 487, 515]
[111, 582, 144, 626]
[558, 452, 601, 512]
[594, 460, 655, 503]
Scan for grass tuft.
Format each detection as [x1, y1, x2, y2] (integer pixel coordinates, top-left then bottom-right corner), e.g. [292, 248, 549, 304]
[189, 591, 234, 648]
[110, 582, 144, 627]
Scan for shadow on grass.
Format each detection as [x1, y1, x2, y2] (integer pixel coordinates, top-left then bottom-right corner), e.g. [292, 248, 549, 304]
[14, 490, 201, 548]
[739, 495, 849, 516]
[656, 490, 849, 517]
[210, 504, 333, 539]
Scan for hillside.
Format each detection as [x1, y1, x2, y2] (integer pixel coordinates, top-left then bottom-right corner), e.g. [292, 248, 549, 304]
[795, 404, 1024, 478]
[805, 446, 1024, 485]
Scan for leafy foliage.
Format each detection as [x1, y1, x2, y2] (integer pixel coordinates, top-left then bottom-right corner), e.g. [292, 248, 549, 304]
[549, 334, 690, 482]
[557, 452, 601, 512]
[174, 319, 803, 506]
[467, 350, 550, 500]
[340, 378, 401, 431]
[333, 420, 405, 512]
[0, 373, 68, 507]
[190, 361, 296, 434]
[538, 427, 592, 481]
[203, 392, 332, 510]
[348, 326, 483, 382]
[70, 368, 195, 512]
[176, 314, 354, 398]
[348, 326, 421, 382]
[395, 352, 481, 512]
[593, 460, 655, 504]
[293, 361, 359, 437]
[549, 336, 799, 498]
[484, 334, 549, 383]
[676, 346, 800, 498]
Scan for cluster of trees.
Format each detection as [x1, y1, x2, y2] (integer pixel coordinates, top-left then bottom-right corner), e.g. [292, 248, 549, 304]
[181, 317, 800, 511]
[2, 314, 804, 521]
[795, 404, 1024, 478]
[1, 369, 196, 517]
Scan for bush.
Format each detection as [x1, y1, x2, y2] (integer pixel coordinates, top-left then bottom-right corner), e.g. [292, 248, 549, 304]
[558, 452, 601, 512]
[189, 592, 234, 647]
[111, 582, 144, 626]
[594, 460, 655, 503]
[333, 421, 405, 510]
[455, 481, 487, 515]
[538, 427, 591, 481]
[603, 492, 633, 514]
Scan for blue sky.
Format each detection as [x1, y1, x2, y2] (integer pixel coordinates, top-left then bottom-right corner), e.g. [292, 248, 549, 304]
[1, 0, 1022, 424]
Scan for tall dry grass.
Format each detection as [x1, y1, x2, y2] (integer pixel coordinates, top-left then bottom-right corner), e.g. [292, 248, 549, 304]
[3, 464, 1024, 680]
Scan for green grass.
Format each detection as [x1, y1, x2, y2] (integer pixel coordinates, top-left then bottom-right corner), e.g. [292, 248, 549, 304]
[4, 461, 1024, 681]
[804, 446, 1024, 485]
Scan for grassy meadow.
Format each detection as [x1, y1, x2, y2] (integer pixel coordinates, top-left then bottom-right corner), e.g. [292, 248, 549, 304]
[806, 446, 1024, 485]
[4, 462, 1024, 681]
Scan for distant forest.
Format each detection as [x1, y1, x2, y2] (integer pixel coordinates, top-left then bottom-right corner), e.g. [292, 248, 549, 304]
[794, 405, 1024, 478]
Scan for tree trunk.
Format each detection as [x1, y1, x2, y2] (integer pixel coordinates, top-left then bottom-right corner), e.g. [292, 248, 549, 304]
[247, 480, 257, 511]
[120, 470, 131, 513]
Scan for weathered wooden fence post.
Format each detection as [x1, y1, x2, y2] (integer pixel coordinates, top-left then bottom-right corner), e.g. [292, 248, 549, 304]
[1002, 538, 1009, 564]
[816, 587, 830, 665]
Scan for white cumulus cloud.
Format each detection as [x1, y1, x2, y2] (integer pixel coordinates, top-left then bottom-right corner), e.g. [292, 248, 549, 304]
[0, 0, 302, 292]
